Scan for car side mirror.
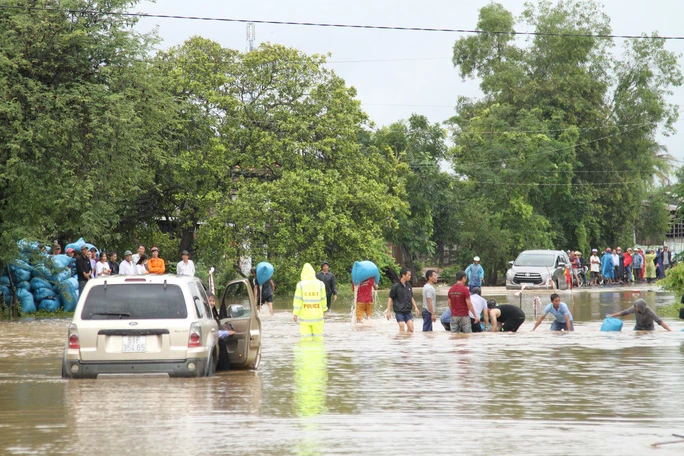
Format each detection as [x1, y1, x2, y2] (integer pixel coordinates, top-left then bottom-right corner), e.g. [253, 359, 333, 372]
[228, 304, 245, 318]
[557, 262, 566, 268]
[508, 261, 514, 267]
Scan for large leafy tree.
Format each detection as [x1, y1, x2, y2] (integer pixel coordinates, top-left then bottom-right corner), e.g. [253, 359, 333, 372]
[162, 41, 405, 288]
[0, 0, 169, 256]
[449, 0, 681, 275]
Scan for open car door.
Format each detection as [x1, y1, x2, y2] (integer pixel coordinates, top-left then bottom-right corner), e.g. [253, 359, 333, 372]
[219, 278, 262, 369]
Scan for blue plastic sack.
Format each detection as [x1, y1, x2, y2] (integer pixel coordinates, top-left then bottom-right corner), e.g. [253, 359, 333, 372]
[351, 261, 381, 286]
[34, 287, 57, 302]
[58, 277, 79, 312]
[30, 277, 52, 291]
[15, 281, 31, 290]
[0, 275, 9, 286]
[10, 266, 31, 283]
[256, 262, 274, 284]
[56, 269, 72, 282]
[38, 298, 60, 312]
[17, 239, 40, 255]
[50, 254, 73, 270]
[16, 288, 36, 313]
[64, 237, 86, 253]
[32, 265, 56, 281]
[600, 317, 623, 332]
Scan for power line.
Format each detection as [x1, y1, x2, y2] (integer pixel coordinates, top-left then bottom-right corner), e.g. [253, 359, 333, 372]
[2, 5, 684, 41]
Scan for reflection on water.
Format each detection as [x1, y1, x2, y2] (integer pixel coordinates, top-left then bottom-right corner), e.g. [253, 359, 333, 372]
[0, 290, 683, 455]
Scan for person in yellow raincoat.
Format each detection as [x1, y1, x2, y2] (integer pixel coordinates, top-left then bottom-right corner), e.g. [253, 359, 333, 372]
[293, 263, 328, 340]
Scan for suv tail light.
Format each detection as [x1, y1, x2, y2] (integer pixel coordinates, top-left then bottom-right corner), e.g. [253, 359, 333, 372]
[188, 322, 202, 347]
[68, 323, 80, 349]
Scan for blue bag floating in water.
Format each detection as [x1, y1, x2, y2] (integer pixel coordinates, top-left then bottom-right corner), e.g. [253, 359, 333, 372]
[16, 288, 36, 313]
[256, 262, 274, 284]
[351, 261, 380, 286]
[38, 298, 60, 312]
[600, 317, 623, 332]
[16, 281, 31, 290]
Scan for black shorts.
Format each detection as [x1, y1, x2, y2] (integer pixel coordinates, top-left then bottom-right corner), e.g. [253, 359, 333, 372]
[501, 317, 525, 332]
[470, 318, 482, 333]
[259, 294, 273, 305]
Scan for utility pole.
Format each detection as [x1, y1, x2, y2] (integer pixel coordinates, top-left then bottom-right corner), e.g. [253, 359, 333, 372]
[246, 22, 255, 52]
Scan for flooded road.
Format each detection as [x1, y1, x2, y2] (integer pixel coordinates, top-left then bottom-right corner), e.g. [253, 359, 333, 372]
[1, 289, 683, 455]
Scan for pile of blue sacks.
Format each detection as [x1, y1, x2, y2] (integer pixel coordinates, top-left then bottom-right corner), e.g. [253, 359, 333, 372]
[0, 238, 95, 314]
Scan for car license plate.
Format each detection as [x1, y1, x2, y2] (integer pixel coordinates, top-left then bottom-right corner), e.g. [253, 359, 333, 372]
[122, 336, 146, 353]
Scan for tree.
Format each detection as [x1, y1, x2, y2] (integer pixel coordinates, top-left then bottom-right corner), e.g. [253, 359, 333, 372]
[0, 0, 169, 257]
[449, 0, 681, 276]
[367, 114, 454, 276]
[169, 42, 405, 288]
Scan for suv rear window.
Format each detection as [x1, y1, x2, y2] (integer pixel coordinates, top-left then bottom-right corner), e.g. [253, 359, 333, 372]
[81, 284, 188, 320]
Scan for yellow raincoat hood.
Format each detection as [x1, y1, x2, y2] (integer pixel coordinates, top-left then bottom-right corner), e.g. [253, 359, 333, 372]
[301, 263, 316, 281]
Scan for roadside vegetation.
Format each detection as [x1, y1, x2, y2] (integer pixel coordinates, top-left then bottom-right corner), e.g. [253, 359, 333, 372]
[0, 0, 681, 296]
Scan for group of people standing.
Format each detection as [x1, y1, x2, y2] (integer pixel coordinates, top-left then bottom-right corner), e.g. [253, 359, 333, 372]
[69, 243, 196, 293]
[593, 246, 673, 286]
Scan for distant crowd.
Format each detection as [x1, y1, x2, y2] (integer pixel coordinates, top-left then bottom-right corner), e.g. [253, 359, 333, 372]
[572, 246, 674, 287]
[49, 243, 196, 294]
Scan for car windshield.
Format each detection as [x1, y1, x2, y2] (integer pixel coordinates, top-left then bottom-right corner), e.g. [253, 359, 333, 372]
[81, 284, 188, 320]
[514, 253, 556, 267]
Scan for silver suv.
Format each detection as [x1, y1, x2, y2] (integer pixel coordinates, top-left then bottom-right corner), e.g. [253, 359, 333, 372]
[505, 250, 571, 290]
[62, 275, 260, 378]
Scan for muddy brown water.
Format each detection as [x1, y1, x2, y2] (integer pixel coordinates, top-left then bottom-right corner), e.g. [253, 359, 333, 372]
[1, 289, 683, 455]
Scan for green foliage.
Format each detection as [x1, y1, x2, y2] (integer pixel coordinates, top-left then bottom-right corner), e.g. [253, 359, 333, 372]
[0, 0, 172, 260]
[448, 0, 681, 278]
[657, 263, 684, 296]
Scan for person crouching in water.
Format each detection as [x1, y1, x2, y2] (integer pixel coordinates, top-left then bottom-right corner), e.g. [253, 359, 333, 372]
[606, 298, 672, 331]
[293, 263, 327, 341]
[468, 287, 489, 333]
[532, 293, 574, 332]
[487, 300, 526, 332]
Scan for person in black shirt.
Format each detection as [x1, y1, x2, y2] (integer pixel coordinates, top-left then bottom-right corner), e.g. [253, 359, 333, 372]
[487, 300, 526, 332]
[108, 252, 120, 275]
[316, 261, 337, 312]
[75, 246, 92, 294]
[385, 268, 419, 332]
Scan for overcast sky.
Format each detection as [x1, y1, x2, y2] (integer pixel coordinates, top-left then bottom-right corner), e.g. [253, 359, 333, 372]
[135, 0, 684, 166]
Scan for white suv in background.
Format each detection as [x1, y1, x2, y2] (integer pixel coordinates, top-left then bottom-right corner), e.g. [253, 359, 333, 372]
[62, 274, 219, 378]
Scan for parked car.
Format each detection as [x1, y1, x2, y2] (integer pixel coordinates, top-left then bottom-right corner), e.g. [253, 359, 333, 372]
[505, 250, 571, 290]
[62, 275, 261, 379]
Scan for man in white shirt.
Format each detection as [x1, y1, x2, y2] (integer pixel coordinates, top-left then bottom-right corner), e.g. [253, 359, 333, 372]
[132, 244, 145, 265]
[422, 270, 438, 332]
[119, 250, 136, 275]
[589, 248, 601, 286]
[177, 250, 195, 277]
[469, 287, 489, 333]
